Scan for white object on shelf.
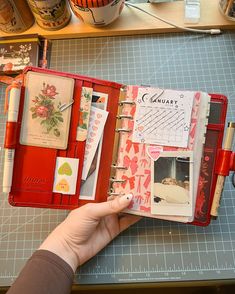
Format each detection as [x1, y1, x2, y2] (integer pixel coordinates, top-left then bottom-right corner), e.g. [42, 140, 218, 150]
[184, 0, 201, 23]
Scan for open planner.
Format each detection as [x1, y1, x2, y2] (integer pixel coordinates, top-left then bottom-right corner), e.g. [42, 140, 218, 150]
[2, 66, 230, 226]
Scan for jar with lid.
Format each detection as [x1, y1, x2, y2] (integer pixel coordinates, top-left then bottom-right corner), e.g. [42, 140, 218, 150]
[26, 0, 71, 30]
[0, 0, 34, 34]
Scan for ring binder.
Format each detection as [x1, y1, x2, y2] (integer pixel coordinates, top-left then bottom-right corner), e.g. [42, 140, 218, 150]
[111, 164, 127, 170]
[115, 128, 132, 133]
[116, 114, 133, 119]
[4, 67, 229, 226]
[108, 189, 125, 196]
[109, 177, 126, 195]
[119, 100, 135, 106]
[109, 177, 126, 183]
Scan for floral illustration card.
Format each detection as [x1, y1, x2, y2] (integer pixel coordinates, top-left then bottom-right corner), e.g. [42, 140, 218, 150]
[20, 71, 74, 149]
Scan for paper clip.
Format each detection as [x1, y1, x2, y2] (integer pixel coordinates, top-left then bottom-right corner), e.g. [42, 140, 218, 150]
[59, 100, 74, 112]
[150, 89, 164, 102]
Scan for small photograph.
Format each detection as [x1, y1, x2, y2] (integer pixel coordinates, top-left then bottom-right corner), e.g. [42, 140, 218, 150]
[151, 151, 193, 217]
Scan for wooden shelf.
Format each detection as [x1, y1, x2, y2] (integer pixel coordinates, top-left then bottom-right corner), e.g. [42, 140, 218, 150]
[0, 0, 235, 40]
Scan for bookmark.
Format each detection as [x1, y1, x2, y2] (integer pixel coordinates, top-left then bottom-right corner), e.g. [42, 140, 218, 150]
[76, 87, 93, 141]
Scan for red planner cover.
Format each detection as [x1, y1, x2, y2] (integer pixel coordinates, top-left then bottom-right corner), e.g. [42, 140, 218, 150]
[5, 67, 122, 210]
[3, 67, 230, 226]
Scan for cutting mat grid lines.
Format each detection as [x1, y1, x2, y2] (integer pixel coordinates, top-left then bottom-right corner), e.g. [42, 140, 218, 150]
[1, 32, 235, 285]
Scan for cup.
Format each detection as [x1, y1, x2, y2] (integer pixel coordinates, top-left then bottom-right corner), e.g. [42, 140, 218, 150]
[68, 0, 125, 26]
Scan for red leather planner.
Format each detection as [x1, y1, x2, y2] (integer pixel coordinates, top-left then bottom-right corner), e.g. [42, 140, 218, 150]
[3, 66, 233, 226]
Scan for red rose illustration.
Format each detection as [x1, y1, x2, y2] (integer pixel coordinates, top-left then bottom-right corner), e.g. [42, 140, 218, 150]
[31, 82, 63, 137]
[42, 84, 58, 98]
[3, 62, 13, 72]
[36, 106, 49, 118]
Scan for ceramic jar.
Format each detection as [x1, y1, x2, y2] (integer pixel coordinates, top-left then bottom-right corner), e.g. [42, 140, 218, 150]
[0, 0, 34, 33]
[68, 0, 125, 26]
[27, 0, 71, 30]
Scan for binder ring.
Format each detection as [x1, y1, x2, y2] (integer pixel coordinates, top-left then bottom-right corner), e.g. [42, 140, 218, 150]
[108, 187, 125, 196]
[109, 177, 126, 183]
[111, 164, 128, 170]
[119, 100, 135, 106]
[116, 114, 133, 120]
[115, 128, 132, 133]
[108, 190, 125, 196]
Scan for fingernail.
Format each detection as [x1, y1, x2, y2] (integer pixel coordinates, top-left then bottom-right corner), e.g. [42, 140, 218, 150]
[119, 194, 133, 204]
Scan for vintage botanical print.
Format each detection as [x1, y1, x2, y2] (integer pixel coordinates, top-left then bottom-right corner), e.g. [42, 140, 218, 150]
[30, 82, 64, 137]
[20, 71, 74, 149]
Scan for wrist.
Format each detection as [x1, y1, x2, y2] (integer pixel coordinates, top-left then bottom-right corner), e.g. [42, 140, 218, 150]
[39, 226, 79, 272]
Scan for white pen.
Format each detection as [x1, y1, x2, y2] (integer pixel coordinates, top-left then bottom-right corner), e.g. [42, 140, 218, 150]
[2, 82, 21, 193]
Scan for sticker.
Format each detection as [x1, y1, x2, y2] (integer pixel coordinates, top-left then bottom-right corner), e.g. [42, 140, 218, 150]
[53, 157, 79, 195]
[146, 146, 164, 161]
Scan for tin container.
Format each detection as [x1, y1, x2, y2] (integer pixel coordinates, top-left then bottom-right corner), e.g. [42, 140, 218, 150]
[68, 0, 125, 26]
[27, 0, 71, 30]
[219, 0, 235, 21]
[0, 0, 34, 34]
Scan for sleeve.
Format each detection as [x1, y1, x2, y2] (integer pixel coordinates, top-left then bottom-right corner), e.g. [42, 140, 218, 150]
[7, 249, 74, 294]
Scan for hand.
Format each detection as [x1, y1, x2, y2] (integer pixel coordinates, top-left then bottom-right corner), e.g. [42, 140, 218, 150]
[39, 194, 140, 272]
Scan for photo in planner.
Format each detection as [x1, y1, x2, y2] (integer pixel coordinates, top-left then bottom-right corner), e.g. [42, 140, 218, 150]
[151, 150, 193, 217]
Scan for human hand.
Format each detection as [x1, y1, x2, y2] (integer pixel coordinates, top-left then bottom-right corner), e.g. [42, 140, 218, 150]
[39, 194, 140, 272]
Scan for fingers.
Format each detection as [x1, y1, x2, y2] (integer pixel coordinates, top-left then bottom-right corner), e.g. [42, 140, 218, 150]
[119, 214, 142, 232]
[88, 194, 133, 219]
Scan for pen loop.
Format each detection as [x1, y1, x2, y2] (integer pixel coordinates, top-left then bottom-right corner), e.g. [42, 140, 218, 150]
[4, 81, 21, 114]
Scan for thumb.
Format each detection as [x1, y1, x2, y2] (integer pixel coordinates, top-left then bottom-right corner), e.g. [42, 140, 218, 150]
[88, 194, 133, 219]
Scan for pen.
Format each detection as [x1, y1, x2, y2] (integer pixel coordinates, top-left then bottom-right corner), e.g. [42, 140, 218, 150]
[2, 82, 21, 193]
[210, 122, 235, 219]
